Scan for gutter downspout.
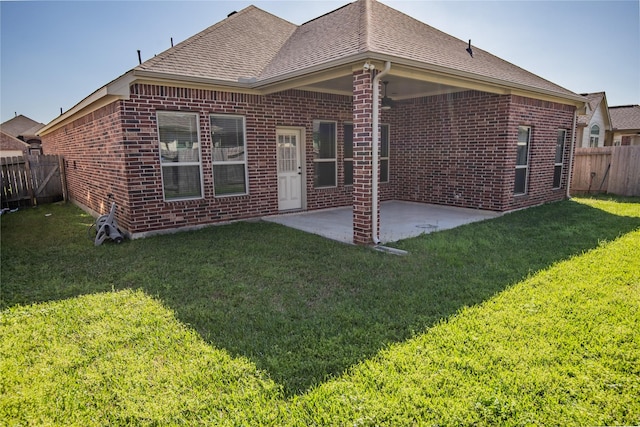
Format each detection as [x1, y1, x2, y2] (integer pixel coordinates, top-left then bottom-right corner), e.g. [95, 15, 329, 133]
[566, 109, 578, 198]
[372, 61, 391, 245]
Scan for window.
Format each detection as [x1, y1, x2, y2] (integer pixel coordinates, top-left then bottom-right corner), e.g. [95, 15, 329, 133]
[313, 121, 337, 187]
[211, 115, 247, 196]
[514, 126, 530, 195]
[343, 123, 353, 185]
[589, 124, 600, 147]
[157, 111, 203, 200]
[380, 124, 390, 183]
[553, 129, 566, 189]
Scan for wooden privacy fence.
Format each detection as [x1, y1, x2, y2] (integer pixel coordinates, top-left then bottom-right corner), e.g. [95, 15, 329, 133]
[571, 146, 640, 197]
[1, 155, 67, 208]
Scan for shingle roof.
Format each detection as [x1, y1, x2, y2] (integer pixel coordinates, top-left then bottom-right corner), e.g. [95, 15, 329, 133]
[609, 105, 640, 131]
[577, 92, 606, 126]
[137, 6, 296, 82]
[136, 0, 580, 100]
[0, 115, 44, 138]
[137, 0, 580, 100]
[363, 0, 577, 97]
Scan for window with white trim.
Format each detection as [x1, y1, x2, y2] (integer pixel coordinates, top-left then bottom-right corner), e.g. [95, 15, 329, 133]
[157, 111, 203, 201]
[211, 115, 248, 196]
[514, 126, 531, 195]
[553, 129, 566, 189]
[343, 123, 353, 185]
[380, 124, 390, 183]
[313, 120, 337, 187]
[589, 124, 600, 147]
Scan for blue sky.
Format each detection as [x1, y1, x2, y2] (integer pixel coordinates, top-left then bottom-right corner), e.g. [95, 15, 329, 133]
[1, 0, 639, 125]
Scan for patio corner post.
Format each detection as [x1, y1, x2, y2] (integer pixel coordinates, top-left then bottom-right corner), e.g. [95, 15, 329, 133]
[352, 67, 377, 245]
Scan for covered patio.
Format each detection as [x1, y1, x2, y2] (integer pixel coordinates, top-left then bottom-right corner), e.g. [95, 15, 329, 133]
[263, 201, 501, 245]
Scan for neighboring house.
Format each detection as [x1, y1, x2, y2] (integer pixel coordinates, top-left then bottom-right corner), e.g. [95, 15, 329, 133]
[0, 114, 44, 155]
[576, 92, 612, 147]
[609, 105, 640, 146]
[0, 130, 30, 158]
[39, 0, 584, 244]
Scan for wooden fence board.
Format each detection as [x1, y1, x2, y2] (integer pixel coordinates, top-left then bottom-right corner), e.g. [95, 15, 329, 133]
[571, 146, 640, 196]
[608, 146, 640, 197]
[1, 155, 65, 208]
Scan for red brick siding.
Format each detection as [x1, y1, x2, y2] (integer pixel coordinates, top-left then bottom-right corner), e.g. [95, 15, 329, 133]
[352, 69, 376, 244]
[0, 132, 29, 155]
[42, 84, 575, 236]
[505, 95, 575, 210]
[382, 91, 574, 211]
[44, 85, 354, 235]
[41, 102, 130, 225]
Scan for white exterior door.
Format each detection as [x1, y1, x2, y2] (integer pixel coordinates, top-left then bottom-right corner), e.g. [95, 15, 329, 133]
[277, 129, 303, 211]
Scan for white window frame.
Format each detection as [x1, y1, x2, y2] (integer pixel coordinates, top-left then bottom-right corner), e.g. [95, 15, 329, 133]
[157, 111, 203, 201]
[553, 129, 566, 189]
[589, 124, 600, 147]
[313, 120, 337, 188]
[380, 123, 390, 183]
[343, 122, 353, 186]
[210, 114, 249, 197]
[514, 126, 531, 195]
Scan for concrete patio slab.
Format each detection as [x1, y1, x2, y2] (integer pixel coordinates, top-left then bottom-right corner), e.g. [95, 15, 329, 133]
[263, 201, 502, 244]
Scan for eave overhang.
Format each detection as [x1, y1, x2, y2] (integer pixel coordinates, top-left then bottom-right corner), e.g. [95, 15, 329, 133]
[39, 52, 585, 136]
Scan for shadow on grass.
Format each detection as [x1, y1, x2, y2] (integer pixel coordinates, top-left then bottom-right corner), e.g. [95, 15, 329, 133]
[1, 198, 639, 395]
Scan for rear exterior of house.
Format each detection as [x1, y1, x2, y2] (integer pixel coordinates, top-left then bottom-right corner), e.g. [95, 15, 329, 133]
[40, 0, 582, 244]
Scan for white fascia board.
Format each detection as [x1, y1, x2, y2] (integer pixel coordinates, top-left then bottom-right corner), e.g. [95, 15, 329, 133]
[38, 72, 135, 136]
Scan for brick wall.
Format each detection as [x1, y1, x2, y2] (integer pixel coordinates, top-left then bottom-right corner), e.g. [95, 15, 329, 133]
[44, 85, 354, 235]
[41, 102, 130, 225]
[42, 84, 575, 237]
[385, 91, 574, 211]
[506, 95, 575, 210]
[0, 132, 29, 156]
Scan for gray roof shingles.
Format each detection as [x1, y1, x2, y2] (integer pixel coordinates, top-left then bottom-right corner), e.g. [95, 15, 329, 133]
[137, 6, 296, 82]
[577, 92, 606, 126]
[610, 105, 640, 130]
[135, 0, 579, 99]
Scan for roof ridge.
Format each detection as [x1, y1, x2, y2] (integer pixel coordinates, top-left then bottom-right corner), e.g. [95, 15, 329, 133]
[360, 0, 371, 53]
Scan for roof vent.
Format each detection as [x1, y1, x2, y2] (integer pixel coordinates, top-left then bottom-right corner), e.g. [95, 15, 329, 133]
[227, 11, 237, 17]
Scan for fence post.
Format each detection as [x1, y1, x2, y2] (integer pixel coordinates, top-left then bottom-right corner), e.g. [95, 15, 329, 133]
[59, 156, 68, 201]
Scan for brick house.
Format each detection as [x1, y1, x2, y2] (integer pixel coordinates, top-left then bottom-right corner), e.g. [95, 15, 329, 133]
[0, 130, 30, 158]
[1, 115, 44, 157]
[39, 0, 584, 244]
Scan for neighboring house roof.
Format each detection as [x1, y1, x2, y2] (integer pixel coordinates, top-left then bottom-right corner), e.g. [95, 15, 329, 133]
[40, 0, 584, 135]
[1, 115, 44, 138]
[0, 130, 30, 153]
[577, 92, 611, 129]
[609, 105, 640, 131]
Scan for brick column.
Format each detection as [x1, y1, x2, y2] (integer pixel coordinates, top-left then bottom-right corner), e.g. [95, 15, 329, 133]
[352, 69, 378, 245]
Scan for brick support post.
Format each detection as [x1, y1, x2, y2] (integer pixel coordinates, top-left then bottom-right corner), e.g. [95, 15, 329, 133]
[352, 69, 378, 245]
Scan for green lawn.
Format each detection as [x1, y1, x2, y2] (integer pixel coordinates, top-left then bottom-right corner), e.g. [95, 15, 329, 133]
[1, 196, 639, 425]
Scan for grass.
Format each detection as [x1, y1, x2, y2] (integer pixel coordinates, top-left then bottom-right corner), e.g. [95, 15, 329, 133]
[1, 195, 639, 425]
